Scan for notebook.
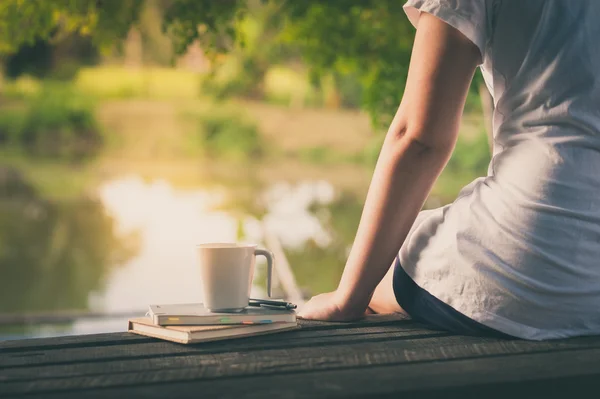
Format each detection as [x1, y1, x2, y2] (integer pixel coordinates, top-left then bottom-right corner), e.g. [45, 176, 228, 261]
[128, 317, 298, 344]
[148, 303, 296, 326]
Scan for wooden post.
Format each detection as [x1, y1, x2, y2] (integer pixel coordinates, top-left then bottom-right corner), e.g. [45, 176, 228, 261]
[262, 225, 306, 306]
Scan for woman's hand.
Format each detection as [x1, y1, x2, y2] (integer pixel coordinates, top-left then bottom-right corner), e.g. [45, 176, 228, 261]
[297, 291, 367, 322]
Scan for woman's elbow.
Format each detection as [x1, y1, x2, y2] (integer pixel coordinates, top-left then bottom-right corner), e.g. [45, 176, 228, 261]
[384, 124, 456, 158]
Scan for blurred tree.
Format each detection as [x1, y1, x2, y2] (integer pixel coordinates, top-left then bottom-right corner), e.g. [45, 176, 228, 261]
[162, 0, 416, 127]
[0, 0, 143, 83]
[279, 1, 415, 127]
[0, 166, 139, 312]
[199, 1, 291, 99]
[3, 40, 54, 79]
[0, 83, 103, 159]
[138, 0, 174, 66]
[4, 35, 100, 80]
[0, 0, 488, 129]
[0, 0, 143, 55]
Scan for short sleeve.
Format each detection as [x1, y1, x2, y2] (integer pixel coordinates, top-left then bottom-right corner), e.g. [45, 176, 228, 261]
[403, 0, 488, 62]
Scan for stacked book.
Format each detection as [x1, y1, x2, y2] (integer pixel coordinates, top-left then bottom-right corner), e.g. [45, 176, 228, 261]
[128, 303, 297, 344]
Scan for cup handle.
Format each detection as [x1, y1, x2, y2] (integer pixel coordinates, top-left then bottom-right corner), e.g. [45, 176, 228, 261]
[254, 249, 274, 297]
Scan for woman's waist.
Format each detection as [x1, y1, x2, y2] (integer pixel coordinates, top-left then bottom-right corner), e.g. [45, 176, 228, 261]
[486, 140, 600, 211]
[452, 175, 600, 283]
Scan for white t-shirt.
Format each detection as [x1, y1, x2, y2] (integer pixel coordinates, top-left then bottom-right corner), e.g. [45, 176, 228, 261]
[400, 0, 600, 340]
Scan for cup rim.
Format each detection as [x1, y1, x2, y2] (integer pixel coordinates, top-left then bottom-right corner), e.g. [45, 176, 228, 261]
[197, 242, 258, 249]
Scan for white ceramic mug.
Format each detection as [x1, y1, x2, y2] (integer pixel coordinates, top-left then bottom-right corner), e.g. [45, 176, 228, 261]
[197, 243, 273, 312]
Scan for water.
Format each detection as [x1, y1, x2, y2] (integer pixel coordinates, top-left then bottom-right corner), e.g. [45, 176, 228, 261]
[95, 176, 341, 311]
[0, 163, 369, 340]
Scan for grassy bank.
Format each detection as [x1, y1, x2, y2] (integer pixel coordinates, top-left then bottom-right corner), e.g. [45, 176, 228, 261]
[0, 66, 490, 203]
[0, 84, 102, 159]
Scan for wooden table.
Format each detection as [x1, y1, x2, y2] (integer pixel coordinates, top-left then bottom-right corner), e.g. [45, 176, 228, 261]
[2, 315, 600, 398]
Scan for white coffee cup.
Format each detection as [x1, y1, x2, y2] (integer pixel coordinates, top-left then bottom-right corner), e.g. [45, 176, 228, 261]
[197, 243, 273, 312]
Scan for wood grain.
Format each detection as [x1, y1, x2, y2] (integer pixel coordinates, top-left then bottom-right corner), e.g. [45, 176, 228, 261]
[4, 317, 600, 398]
[5, 347, 600, 398]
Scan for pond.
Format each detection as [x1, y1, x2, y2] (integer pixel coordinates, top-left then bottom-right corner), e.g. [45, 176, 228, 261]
[0, 90, 475, 341]
[0, 159, 376, 340]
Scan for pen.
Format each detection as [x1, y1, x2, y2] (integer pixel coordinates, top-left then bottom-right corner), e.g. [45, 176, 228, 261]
[248, 298, 297, 310]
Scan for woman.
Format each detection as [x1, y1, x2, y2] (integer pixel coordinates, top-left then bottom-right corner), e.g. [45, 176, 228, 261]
[298, 0, 600, 340]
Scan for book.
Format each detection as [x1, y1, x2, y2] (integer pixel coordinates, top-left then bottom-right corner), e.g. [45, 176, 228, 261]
[148, 303, 296, 326]
[128, 317, 298, 344]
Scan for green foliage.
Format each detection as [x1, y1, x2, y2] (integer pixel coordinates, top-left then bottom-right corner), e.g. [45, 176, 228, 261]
[0, 0, 143, 55]
[0, 76, 41, 99]
[138, 0, 174, 66]
[162, 0, 415, 126]
[4, 40, 53, 78]
[0, 84, 102, 158]
[201, 56, 259, 99]
[198, 2, 298, 102]
[464, 70, 484, 113]
[333, 72, 364, 109]
[4, 35, 100, 80]
[262, 67, 324, 107]
[192, 2, 366, 110]
[464, 86, 483, 114]
[0, 0, 419, 126]
[163, 0, 249, 56]
[280, 1, 414, 127]
[0, 112, 25, 144]
[446, 130, 491, 175]
[197, 109, 263, 160]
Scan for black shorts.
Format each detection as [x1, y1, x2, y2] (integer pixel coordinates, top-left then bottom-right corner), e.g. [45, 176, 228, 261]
[393, 257, 512, 338]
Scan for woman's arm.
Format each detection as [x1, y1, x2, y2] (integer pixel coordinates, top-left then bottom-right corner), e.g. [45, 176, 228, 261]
[299, 13, 481, 320]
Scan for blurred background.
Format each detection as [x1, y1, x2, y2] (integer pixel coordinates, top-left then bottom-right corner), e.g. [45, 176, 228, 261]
[0, 0, 491, 339]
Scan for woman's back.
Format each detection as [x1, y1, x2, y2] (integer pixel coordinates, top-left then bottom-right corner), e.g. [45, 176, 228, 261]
[400, 0, 600, 339]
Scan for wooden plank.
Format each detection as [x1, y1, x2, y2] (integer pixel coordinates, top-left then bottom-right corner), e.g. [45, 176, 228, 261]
[263, 226, 305, 305]
[5, 347, 600, 399]
[0, 328, 450, 382]
[0, 311, 145, 327]
[0, 332, 150, 352]
[0, 315, 407, 352]
[6, 315, 600, 397]
[8, 325, 600, 376]
[0, 326, 446, 369]
[0, 316, 419, 366]
[5, 332, 600, 395]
